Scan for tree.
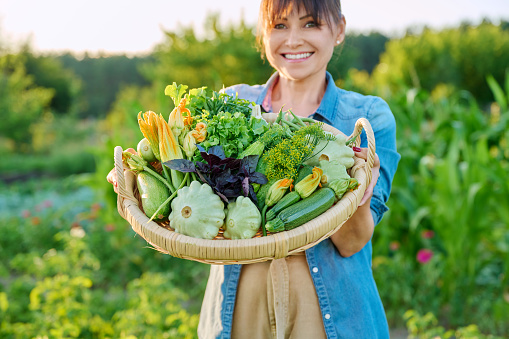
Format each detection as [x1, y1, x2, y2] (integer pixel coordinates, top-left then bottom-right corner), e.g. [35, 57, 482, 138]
[0, 53, 53, 151]
[371, 22, 509, 103]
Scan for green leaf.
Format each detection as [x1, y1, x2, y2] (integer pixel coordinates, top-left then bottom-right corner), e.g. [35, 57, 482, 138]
[486, 74, 507, 111]
[164, 82, 188, 106]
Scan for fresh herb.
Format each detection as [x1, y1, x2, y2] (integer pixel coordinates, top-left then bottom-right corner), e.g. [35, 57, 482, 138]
[186, 87, 254, 119]
[199, 111, 255, 159]
[165, 145, 268, 203]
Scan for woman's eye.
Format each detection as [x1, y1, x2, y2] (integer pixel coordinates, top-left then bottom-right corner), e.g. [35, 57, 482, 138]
[305, 21, 317, 28]
[274, 23, 286, 29]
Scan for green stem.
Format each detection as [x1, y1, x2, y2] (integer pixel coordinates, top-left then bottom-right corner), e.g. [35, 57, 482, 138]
[346, 131, 362, 147]
[281, 119, 301, 131]
[300, 117, 316, 124]
[148, 172, 189, 222]
[191, 172, 198, 183]
[261, 204, 269, 236]
[143, 166, 175, 193]
[275, 107, 284, 124]
[289, 110, 307, 127]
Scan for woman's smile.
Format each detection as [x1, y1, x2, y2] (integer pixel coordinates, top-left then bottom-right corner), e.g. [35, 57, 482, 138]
[282, 52, 314, 61]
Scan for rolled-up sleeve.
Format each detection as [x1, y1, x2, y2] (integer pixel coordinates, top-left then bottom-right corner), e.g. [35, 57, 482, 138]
[364, 97, 400, 226]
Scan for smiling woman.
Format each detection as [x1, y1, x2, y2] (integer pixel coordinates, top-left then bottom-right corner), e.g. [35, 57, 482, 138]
[197, 0, 400, 338]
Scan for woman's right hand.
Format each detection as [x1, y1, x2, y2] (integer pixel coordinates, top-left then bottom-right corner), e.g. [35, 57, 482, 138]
[106, 148, 136, 193]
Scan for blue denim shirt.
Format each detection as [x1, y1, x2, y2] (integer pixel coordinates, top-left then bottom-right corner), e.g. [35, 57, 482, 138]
[198, 72, 400, 339]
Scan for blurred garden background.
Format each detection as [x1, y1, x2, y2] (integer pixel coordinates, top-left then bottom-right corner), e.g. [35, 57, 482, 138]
[1, 3, 509, 338]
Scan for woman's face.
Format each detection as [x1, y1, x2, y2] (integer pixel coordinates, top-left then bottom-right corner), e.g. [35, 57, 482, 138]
[263, 6, 345, 82]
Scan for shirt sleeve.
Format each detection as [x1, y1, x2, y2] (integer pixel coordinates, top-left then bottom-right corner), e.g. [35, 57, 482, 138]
[364, 97, 401, 226]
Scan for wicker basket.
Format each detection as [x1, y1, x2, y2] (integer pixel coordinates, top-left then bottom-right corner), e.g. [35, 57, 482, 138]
[114, 114, 375, 264]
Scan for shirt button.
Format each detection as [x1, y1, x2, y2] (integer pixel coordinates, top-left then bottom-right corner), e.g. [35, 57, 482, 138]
[325, 314, 331, 320]
[312, 267, 318, 273]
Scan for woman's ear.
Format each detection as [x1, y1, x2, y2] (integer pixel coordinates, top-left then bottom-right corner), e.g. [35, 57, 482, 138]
[336, 15, 346, 45]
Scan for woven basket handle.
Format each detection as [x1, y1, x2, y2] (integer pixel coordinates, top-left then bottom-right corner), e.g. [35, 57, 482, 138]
[348, 118, 376, 186]
[114, 146, 137, 206]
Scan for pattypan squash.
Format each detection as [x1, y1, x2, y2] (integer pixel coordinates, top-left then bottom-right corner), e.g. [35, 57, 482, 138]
[319, 160, 350, 186]
[304, 133, 355, 169]
[223, 196, 261, 239]
[169, 181, 225, 239]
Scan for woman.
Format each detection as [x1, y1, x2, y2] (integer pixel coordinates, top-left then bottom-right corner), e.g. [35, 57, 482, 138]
[197, 0, 400, 338]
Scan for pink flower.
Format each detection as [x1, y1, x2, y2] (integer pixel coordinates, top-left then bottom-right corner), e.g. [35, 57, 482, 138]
[21, 210, 31, 218]
[417, 249, 434, 264]
[389, 241, 400, 251]
[41, 200, 53, 209]
[104, 224, 116, 232]
[421, 230, 435, 239]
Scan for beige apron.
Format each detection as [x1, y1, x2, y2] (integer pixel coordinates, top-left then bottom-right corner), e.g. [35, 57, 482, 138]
[231, 253, 327, 339]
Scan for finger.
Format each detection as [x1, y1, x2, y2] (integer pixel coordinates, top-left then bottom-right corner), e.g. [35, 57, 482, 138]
[126, 148, 136, 154]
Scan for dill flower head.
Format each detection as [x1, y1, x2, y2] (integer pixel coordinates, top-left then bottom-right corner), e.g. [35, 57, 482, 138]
[264, 133, 315, 181]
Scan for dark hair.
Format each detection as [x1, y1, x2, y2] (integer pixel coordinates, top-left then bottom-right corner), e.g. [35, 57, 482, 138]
[257, 0, 342, 56]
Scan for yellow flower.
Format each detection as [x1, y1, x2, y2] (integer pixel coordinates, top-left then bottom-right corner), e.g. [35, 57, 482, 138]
[168, 98, 188, 138]
[157, 114, 183, 163]
[295, 167, 323, 199]
[191, 122, 207, 143]
[138, 111, 161, 161]
[265, 178, 293, 207]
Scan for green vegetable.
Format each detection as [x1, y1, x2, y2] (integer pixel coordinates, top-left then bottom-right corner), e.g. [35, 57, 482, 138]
[265, 191, 301, 221]
[169, 181, 225, 239]
[318, 160, 350, 186]
[328, 178, 360, 202]
[304, 134, 355, 169]
[223, 196, 262, 239]
[137, 138, 157, 162]
[265, 188, 335, 233]
[137, 172, 171, 221]
[295, 165, 314, 184]
[199, 111, 254, 159]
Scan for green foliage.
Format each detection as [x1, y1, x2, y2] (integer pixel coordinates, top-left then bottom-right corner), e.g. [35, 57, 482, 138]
[0, 53, 53, 151]
[57, 52, 152, 118]
[0, 177, 206, 338]
[372, 76, 509, 334]
[404, 310, 505, 339]
[372, 22, 509, 103]
[144, 14, 274, 92]
[22, 47, 81, 115]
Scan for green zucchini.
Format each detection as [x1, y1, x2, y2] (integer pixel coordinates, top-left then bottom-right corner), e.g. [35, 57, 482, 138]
[265, 188, 335, 233]
[295, 165, 314, 184]
[265, 191, 301, 221]
[137, 171, 171, 220]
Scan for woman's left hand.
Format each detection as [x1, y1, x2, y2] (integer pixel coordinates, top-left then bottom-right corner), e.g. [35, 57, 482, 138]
[353, 147, 380, 206]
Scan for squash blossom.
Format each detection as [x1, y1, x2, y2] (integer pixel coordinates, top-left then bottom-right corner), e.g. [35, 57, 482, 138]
[157, 114, 185, 188]
[265, 178, 293, 207]
[183, 131, 197, 158]
[328, 178, 360, 201]
[191, 122, 207, 143]
[295, 167, 323, 199]
[168, 98, 188, 138]
[123, 151, 147, 172]
[138, 111, 161, 161]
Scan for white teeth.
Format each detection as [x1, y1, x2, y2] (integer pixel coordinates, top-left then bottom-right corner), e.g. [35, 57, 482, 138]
[284, 52, 312, 60]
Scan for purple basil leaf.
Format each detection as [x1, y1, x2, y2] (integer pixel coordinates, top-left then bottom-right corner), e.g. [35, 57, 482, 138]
[241, 155, 259, 173]
[164, 159, 196, 173]
[242, 177, 250, 197]
[248, 185, 258, 204]
[249, 172, 268, 185]
[208, 145, 226, 159]
[195, 161, 210, 173]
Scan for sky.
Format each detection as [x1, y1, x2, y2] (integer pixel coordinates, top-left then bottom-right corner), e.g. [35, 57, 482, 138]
[1, 0, 508, 55]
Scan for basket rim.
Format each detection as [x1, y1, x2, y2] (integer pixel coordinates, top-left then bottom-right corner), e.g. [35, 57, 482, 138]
[115, 113, 375, 264]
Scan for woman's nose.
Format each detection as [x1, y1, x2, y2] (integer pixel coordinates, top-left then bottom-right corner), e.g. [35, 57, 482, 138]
[285, 28, 303, 48]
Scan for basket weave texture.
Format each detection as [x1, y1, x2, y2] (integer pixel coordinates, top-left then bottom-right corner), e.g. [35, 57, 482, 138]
[114, 114, 375, 264]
